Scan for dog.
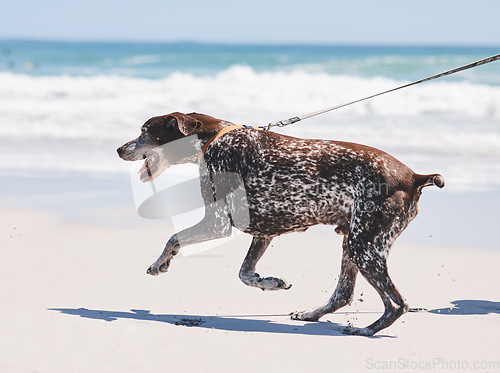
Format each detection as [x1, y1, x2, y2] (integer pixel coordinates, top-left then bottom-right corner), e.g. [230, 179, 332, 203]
[117, 112, 444, 336]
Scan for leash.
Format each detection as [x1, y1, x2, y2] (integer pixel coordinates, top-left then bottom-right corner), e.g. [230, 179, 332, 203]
[260, 53, 500, 131]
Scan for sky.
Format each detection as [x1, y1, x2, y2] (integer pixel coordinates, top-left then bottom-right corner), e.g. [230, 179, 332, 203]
[1, 0, 500, 45]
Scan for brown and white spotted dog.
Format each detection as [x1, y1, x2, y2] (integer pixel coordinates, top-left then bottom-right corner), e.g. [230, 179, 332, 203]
[117, 112, 444, 336]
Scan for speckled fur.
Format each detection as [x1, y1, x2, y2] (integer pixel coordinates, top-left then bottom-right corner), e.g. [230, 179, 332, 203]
[117, 112, 444, 336]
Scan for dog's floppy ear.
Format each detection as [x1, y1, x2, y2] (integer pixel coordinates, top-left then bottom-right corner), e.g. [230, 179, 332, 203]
[166, 112, 202, 136]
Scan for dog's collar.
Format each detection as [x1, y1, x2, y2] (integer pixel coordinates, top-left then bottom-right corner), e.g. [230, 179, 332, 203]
[198, 125, 258, 162]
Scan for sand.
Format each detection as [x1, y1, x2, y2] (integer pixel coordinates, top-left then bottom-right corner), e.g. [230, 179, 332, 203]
[1, 174, 499, 372]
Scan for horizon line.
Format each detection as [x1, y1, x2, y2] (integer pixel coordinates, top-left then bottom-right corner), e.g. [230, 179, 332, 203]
[1, 37, 500, 49]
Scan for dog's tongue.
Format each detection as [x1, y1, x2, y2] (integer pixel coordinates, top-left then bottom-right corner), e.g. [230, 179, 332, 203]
[138, 158, 150, 176]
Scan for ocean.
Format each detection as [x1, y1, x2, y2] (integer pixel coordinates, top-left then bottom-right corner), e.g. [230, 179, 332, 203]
[1, 40, 499, 192]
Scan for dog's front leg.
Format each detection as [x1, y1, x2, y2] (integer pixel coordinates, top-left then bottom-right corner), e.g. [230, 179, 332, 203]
[146, 233, 183, 276]
[239, 236, 292, 291]
[147, 204, 232, 276]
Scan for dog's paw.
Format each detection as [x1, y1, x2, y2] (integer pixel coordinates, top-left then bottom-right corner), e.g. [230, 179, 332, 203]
[290, 309, 320, 321]
[147, 258, 171, 276]
[240, 272, 292, 291]
[146, 265, 159, 276]
[342, 326, 374, 336]
[258, 276, 292, 291]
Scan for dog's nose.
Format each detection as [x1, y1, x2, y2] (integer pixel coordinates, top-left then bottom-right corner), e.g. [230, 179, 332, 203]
[117, 145, 125, 157]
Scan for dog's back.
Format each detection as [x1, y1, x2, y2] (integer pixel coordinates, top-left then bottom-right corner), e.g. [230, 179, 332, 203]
[202, 128, 438, 237]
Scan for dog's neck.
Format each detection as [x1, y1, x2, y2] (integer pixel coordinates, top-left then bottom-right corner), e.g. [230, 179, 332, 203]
[195, 120, 236, 152]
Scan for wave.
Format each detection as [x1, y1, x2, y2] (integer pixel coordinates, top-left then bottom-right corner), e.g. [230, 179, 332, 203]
[1, 66, 499, 141]
[1, 67, 499, 190]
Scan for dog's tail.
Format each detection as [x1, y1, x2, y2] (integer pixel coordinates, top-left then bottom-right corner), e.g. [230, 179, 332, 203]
[414, 173, 445, 191]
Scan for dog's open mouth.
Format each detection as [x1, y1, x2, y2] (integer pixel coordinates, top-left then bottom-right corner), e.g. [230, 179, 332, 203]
[139, 152, 159, 181]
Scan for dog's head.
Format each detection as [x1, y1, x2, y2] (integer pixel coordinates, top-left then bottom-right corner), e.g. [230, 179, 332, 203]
[117, 112, 223, 182]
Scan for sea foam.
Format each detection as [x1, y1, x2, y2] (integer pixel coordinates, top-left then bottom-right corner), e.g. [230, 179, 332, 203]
[0, 67, 499, 190]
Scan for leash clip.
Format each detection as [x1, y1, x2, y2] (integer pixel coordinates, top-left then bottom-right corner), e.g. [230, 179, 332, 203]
[259, 116, 301, 131]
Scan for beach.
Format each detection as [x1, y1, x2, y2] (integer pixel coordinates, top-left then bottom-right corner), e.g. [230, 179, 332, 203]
[1, 41, 499, 372]
[1, 171, 499, 372]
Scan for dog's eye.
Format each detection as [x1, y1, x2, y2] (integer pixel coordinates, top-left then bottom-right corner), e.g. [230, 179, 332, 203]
[141, 127, 146, 134]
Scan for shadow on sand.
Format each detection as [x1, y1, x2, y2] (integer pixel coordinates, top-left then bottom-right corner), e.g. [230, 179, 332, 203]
[48, 307, 390, 338]
[49, 300, 498, 337]
[428, 300, 500, 315]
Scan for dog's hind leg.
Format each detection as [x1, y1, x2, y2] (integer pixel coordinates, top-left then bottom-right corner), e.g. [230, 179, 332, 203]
[291, 235, 358, 321]
[343, 198, 410, 336]
[345, 247, 409, 336]
[239, 236, 292, 291]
